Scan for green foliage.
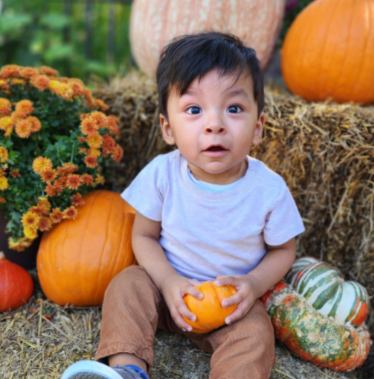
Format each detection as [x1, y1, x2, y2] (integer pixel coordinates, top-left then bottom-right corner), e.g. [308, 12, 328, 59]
[0, 0, 132, 81]
[0, 65, 122, 250]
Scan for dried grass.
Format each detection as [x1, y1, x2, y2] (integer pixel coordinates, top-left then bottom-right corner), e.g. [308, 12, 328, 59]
[0, 272, 359, 379]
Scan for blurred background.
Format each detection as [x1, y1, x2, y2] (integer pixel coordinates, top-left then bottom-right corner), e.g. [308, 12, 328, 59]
[0, 0, 314, 82]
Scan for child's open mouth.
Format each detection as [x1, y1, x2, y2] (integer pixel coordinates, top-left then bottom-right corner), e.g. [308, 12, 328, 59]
[203, 145, 228, 156]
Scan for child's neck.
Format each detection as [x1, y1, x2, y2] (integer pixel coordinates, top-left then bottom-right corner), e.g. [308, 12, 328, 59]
[188, 159, 248, 185]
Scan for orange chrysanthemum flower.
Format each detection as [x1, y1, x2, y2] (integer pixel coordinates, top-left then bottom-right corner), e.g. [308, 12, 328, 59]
[40, 66, 59, 77]
[63, 162, 79, 174]
[95, 99, 109, 112]
[88, 148, 100, 156]
[15, 100, 34, 118]
[95, 174, 105, 185]
[0, 177, 9, 190]
[0, 198, 6, 203]
[31, 74, 50, 91]
[0, 80, 10, 90]
[79, 148, 87, 155]
[0, 168, 5, 176]
[55, 83, 74, 101]
[21, 211, 39, 229]
[77, 136, 86, 143]
[40, 169, 57, 183]
[102, 134, 116, 154]
[0, 65, 20, 79]
[55, 176, 68, 188]
[30, 205, 44, 215]
[19, 67, 39, 79]
[66, 174, 80, 190]
[38, 197, 51, 215]
[9, 237, 32, 252]
[38, 217, 52, 232]
[84, 155, 98, 168]
[10, 169, 21, 178]
[33, 157, 53, 174]
[90, 111, 108, 128]
[0, 116, 13, 131]
[0, 98, 12, 115]
[71, 193, 84, 206]
[11, 112, 25, 124]
[86, 133, 103, 148]
[11, 78, 25, 85]
[80, 113, 90, 121]
[84, 88, 95, 106]
[0, 147, 8, 163]
[15, 119, 32, 138]
[63, 206, 78, 220]
[112, 145, 123, 163]
[69, 79, 85, 98]
[50, 208, 64, 223]
[24, 226, 38, 239]
[45, 184, 58, 197]
[80, 173, 94, 186]
[81, 118, 99, 135]
[107, 115, 120, 138]
[27, 116, 42, 132]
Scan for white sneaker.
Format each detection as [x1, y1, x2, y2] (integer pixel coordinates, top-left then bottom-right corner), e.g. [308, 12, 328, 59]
[61, 360, 125, 379]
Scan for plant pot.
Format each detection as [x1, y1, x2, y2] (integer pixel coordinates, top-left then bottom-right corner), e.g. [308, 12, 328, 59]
[0, 209, 41, 270]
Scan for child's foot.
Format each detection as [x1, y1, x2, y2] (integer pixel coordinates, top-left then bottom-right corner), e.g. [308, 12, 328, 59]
[61, 360, 148, 379]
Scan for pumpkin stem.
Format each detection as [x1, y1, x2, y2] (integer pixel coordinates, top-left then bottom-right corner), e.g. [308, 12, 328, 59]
[0, 252, 5, 260]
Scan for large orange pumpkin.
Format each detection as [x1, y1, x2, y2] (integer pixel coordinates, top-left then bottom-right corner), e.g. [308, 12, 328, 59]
[183, 281, 237, 334]
[130, 0, 286, 76]
[37, 191, 136, 307]
[282, 0, 374, 104]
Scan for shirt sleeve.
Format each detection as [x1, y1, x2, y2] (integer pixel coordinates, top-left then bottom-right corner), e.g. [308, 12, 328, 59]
[263, 180, 305, 246]
[121, 155, 166, 221]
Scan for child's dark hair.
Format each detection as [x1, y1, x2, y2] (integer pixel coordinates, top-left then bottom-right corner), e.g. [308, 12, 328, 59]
[156, 31, 264, 119]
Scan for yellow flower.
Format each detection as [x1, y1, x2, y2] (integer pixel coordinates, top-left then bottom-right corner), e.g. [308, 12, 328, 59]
[24, 226, 38, 239]
[21, 211, 40, 229]
[0, 176, 8, 190]
[0, 147, 8, 163]
[38, 197, 51, 215]
[32, 157, 53, 174]
[0, 116, 13, 131]
[8, 237, 32, 252]
[86, 133, 103, 148]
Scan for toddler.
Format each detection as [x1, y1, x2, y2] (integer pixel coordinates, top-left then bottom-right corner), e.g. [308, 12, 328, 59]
[62, 32, 305, 379]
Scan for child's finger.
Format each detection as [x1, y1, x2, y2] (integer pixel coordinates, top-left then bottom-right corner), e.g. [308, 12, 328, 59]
[221, 291, 242, 308]
[185, 284, 204, 300]
[170, 303, 194, 331]
[224, 301, 250, 325]
[214, 275, 238, 287]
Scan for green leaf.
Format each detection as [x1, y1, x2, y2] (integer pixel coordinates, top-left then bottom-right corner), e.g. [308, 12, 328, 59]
[43, 44, 74, 63]
[39, 13, 70, 30]
[0, 14, 32, 34]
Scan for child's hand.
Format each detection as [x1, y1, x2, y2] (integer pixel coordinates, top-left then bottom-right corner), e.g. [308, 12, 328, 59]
[214, 274, 259, 325]
[161, 274, 203, 332]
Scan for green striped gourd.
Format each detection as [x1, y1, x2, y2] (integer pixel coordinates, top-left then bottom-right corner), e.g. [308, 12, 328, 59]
[285, 257, 370, 327]
[261, 281, 371, 371]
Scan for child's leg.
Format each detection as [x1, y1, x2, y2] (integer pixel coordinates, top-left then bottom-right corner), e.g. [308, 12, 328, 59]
[95, 265, 163, 374]
[189, 300, 276, 379]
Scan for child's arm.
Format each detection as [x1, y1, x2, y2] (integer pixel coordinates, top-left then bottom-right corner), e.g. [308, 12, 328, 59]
[214, 237, 296, 325]
[132, 212, 203, 331]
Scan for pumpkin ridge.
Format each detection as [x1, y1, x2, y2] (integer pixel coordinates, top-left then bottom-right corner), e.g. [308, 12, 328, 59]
[350, 0, 371, 99]
[316, 0, 344, 98]
[94, 192, 114, 303]
[330, 0, 359, 100]
[79, 191, 100, 305]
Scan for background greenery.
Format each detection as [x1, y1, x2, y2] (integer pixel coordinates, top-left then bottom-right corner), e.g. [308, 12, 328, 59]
[0, 0, 314, 82]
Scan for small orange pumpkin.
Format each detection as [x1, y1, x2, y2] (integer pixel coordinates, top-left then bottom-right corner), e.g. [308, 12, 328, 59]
[37, 190, 137, 307]
[183, 281, 237, 334]
[0, 252, 34, 312]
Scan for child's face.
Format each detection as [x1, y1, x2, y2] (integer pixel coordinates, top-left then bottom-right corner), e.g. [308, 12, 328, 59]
[160, 69, 265, 182]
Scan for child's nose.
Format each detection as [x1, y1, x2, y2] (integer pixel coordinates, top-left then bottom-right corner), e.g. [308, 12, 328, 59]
[204, 117, 226, 134]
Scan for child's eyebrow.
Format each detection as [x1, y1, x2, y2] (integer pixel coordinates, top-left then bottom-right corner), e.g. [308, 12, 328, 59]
[223, 88, 249, 99]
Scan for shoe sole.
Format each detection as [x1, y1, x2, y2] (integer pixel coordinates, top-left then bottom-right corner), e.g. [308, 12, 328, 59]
[61, 360, 124, 379]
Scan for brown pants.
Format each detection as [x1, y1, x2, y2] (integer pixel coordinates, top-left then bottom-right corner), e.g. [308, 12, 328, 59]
[95, 266, 276, 379]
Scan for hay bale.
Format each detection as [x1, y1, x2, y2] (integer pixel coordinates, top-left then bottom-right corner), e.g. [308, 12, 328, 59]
[0, 271, 358, 379]
[93, 74, 374, 335]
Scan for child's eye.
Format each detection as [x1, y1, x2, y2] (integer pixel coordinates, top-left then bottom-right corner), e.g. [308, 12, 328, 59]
[227, 105, 242, 113]
[186, 106, 202, 115]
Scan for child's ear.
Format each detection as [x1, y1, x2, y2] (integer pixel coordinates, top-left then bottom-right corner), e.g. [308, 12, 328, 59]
[252, 111, 266, 146]
[160, 113, 176, 145]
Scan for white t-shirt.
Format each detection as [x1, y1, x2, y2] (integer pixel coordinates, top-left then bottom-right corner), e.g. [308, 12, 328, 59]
[121, 150, 305, 282]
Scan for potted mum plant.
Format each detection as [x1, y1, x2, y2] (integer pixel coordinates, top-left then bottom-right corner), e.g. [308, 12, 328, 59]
[0, 64, 123, 267]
